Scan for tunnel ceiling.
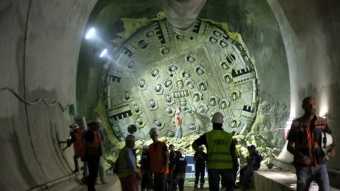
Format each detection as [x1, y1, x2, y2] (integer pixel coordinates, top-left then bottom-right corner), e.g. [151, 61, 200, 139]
[105, 18, 258, 139]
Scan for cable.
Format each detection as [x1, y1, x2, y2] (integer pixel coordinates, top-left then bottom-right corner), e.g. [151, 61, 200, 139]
[0, 87, 70, 112]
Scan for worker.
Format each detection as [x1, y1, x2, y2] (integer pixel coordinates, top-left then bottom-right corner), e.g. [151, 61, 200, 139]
[115, 135, 140, 191]
[148, 128, 169, 191]
[84, 121, 102, 191]
[192, 112, 237, 191]
[193, 146, 207, 190]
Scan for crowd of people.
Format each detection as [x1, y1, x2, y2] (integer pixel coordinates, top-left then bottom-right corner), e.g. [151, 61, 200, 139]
[114, 112, 263, 191]
[64, 116, 106, 191]
[64, 96, 335, 191]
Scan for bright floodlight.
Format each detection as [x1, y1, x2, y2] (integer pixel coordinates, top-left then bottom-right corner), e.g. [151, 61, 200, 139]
[99, 48, 108, 58]
[85, 27, 96, 40]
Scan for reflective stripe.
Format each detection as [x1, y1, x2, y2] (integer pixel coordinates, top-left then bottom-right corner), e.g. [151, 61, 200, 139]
[206, 130, 233, 169]
[209, 151, 230, 155]
[208, 159, 233, 163]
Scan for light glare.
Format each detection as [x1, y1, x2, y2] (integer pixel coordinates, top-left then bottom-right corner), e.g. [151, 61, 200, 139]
[99, 49, 108, 58]
[85, 27, 96, 40]
[319, 104, 328, 117]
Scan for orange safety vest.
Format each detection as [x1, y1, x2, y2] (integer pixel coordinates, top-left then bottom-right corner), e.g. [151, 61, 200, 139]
[73, 128, 85, 157]
[148, 141, 169, 174]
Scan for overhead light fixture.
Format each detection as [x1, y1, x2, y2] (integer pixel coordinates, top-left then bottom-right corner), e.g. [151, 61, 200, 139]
[99, 48, 108, 58]
[85, 27, 97, 40]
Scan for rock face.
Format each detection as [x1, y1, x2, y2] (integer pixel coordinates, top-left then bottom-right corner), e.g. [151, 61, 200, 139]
[104, 18, 258, 141]
[162, 0, 207, 33]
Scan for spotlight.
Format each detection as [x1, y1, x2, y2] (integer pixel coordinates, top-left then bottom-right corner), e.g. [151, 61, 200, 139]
[99, 48, 108, 58]
[319, 104, 328, 118]
[85, 27, 97, 40]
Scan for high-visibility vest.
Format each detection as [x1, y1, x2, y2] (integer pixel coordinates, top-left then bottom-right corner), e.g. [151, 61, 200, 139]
[73, 128, 85, 157]
[206, 130, 233, 169]
[116, 147, 134, 178]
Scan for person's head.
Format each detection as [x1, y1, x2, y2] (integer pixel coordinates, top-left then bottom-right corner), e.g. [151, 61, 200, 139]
[198, 145, 204, 152]
[211, 112, 224, 129]
[176, 150, 182, 158]
[169, 144, 175, 151]
[302, 96, 317, 115]
[247, 145, 256, 154]
[87, 121, 99, 131]
[176, 107, 181, 114]
[74, 116, 84, 128]
[125, 135, 135, 148]
[149, 127, 159, 141]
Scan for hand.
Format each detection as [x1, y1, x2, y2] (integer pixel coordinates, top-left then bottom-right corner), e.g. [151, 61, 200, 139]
[296, 156, 312, 166]
[302, 157, 312, 165]
[328, 148, 336, 158]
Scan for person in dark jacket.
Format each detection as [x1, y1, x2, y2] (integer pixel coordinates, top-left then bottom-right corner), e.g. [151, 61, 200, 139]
[168, 144, 177, 191]
[84, 121, 102, 191]
[173, 150, 187, 191]
[140, 145, 152, 191]
[239, 145, 262, 190]
[194, 146, 207, 189]
[287, 96, 336, 191]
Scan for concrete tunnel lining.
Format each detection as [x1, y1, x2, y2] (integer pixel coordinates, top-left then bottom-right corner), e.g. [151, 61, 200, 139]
[1, 0, 340, 191]
[0, 0, 97, 190]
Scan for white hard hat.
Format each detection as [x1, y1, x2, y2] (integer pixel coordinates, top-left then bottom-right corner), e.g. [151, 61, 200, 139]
[211, 112, 224, 124]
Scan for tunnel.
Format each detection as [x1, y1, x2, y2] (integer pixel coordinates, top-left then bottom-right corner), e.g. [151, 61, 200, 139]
[1, 0, 340, 190]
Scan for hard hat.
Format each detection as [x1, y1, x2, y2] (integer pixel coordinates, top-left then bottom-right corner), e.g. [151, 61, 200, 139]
[69, 123, 79, 129]
[211, 112, 224, 124]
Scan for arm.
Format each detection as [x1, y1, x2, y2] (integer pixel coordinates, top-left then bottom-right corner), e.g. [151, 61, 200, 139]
[324, 121, 336, 157]
[287, 124, 296, 155]
[162, 143, 169, 167]
[230, 139, 238, 168]
[192, 134, 207, 151]
[287, 140, 295, 155]
[127, 148, 137, 172]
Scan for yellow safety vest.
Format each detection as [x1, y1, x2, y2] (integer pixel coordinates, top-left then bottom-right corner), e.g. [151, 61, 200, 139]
[206, 130, 233, 169]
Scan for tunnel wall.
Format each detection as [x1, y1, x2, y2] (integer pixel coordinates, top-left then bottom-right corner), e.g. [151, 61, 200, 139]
[0, 0, 96, 190]
[269, 0, 340, 170]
